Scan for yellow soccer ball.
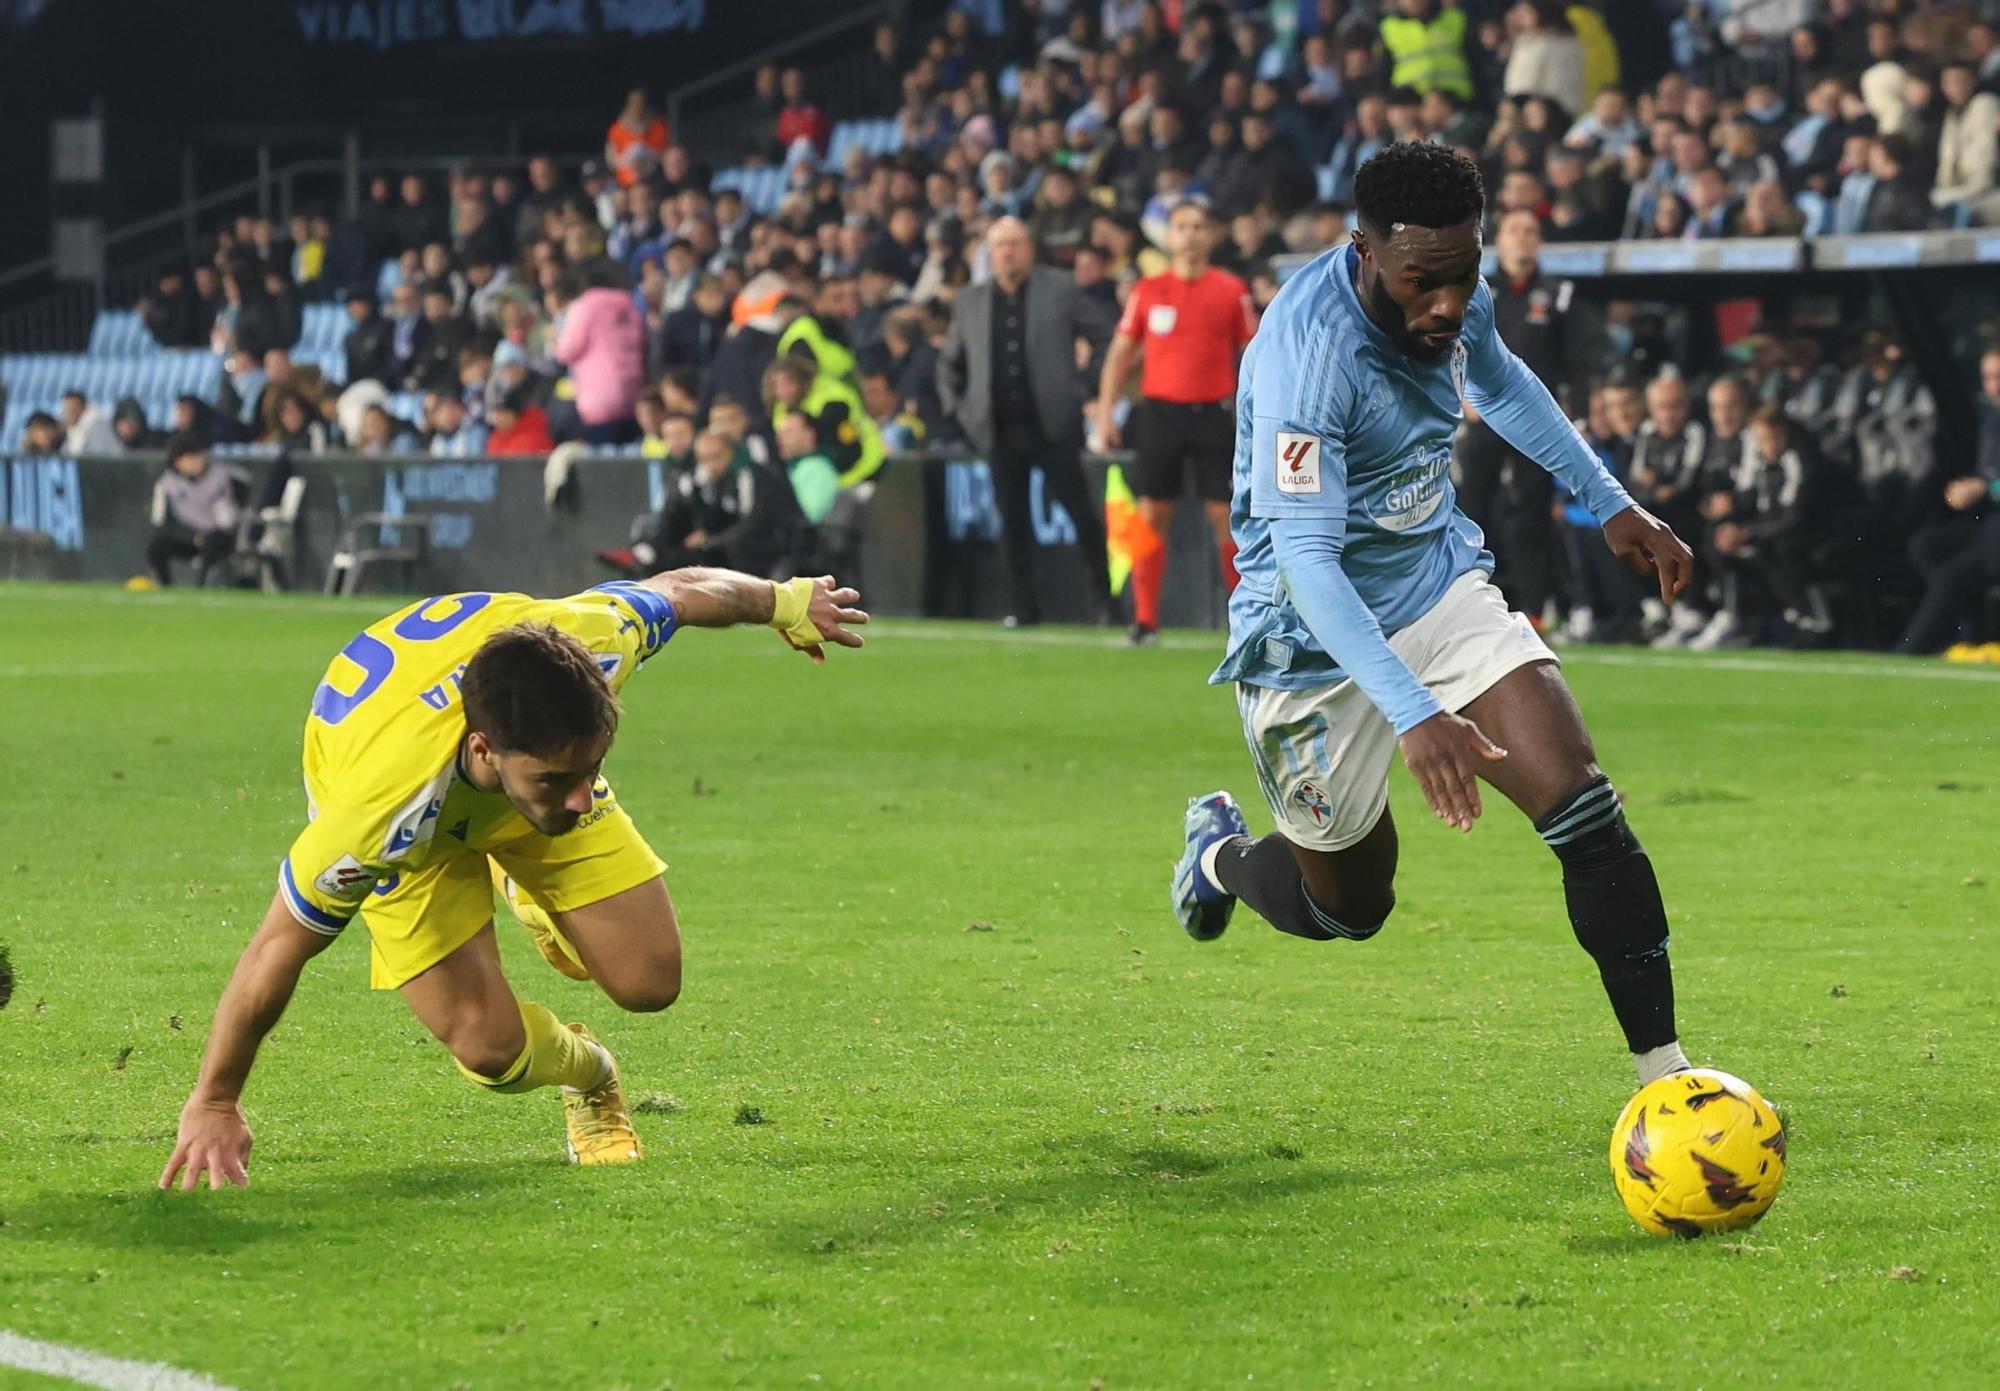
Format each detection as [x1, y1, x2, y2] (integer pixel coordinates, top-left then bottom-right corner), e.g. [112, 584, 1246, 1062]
[1609, 1068, 1787, 1238]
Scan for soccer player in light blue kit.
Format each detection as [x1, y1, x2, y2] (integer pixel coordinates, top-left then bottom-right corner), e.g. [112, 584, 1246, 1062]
[1172, 143, 1701, 1087]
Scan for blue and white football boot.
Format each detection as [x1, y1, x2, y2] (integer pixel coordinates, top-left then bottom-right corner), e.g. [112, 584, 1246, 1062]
[1172, 790, 1249, 941]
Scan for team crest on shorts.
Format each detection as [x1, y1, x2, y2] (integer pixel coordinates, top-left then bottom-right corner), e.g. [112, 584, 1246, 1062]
[1292, 780, 1333, 827]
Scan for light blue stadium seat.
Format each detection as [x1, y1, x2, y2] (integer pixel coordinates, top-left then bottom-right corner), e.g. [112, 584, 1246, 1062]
[88, 310, 148, 356]
[301, 302, 347, 357]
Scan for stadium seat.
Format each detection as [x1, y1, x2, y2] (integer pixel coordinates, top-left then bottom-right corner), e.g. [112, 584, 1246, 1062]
[300, 303, 347, 357]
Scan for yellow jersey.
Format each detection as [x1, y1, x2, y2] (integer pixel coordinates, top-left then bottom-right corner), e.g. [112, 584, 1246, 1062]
[278, 581, 675, 937]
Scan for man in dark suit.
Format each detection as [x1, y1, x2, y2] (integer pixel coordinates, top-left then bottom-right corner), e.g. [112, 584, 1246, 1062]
[938, 217, 1118, 626]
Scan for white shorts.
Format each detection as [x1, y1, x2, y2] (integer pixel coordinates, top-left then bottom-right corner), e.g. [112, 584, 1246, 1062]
[1237, 572, 1555, 851]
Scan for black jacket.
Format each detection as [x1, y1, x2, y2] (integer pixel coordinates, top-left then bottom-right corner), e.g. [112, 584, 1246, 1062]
[344, 315, 399, 386]
[407, 316, 473, 393]
[658, 306, 730, 373]
[648, 460, 803, 578]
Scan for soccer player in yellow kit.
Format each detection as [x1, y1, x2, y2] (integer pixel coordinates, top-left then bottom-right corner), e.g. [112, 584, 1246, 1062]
[159, 568, 866, 1187]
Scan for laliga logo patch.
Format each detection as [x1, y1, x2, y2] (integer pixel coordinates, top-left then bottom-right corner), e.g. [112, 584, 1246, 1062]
[314, 853, 376, 901]
[1276, 431, 1321, 495]
[1147, 303, 1178, 336]
[1292, 779, 1333, 827]
[1450, 340, 1468, 399]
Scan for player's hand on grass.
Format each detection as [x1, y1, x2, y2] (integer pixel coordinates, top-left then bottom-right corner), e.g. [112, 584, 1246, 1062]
[159, 1095, 252, 1192]
[781, 576, 870, 665]
[1398, 712, 1507, 833]
[1603, 505, 1693, 605]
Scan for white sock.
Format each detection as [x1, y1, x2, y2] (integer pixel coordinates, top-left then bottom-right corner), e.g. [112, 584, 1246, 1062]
[1198, 837, 1231, 894]
[1634, 1041, 1691, 1086]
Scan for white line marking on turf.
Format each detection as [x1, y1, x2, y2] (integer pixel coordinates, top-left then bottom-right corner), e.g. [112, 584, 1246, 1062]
[0, 1330, 239, 1391]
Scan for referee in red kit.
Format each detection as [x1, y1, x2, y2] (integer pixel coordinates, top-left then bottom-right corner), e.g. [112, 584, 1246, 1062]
[1094, 195, 1258, 645]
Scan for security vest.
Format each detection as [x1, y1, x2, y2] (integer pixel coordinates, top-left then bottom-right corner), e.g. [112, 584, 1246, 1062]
[1379, 8, 1472, 100]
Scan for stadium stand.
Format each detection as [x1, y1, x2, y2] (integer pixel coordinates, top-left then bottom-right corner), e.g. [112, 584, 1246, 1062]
[4, 1, 1999, 653]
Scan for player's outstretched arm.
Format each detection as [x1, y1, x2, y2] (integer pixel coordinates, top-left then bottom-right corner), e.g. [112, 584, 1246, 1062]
[159, 892, 334, 1192]
[640, 568, 868, 665]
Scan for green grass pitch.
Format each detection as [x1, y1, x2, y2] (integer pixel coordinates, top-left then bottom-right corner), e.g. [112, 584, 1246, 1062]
[1, 582, 1997, 1389]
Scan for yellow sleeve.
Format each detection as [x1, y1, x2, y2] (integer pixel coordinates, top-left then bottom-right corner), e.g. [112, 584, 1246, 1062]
[541, 582, 681, 693]
[279, 803, 393, 937]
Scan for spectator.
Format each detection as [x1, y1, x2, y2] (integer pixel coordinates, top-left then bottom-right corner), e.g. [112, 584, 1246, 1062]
[289, 212, 327, 300]
[145, 435, 246, 586]
[112, 398, 162, 452]
[265, 390, 327, 452]
[775, 410, 841, 528]
[610, 428, 802, 579]
[354, 403, 414, 456]
[1028, 164, 1094, 266]
[553, 269, 646, 446]
[21, 412, 64, 455]
[1900, 347, 2000, 652]
[140, 268, 207, 348]
[1566, 84, 1642, 157]
[1379, 0, 1473, 102]
[1554, 375, 1646, 643]
[1862, 134, 1933, 231]
[1932, 63, 2000, 225]
[59, 390, 121, 454]
[777, 67, 833, 158]
[408, 281, 473, 392]
[486, 389, 554, 456]
[1504, 1, 1587, 117]
[343, 287, 396, 386]
[607, 88, 669, 189]
[1214, 110, 1316, 220]
[1684, 166, 1737, 237]
[424, 394, 487, 457]
[938, 217, 1118, 626]
[1692, 406, 1836, 649]
[659, 275, 731, 374]
[393, 174, 448, 256]
[764, 355, 882, 491]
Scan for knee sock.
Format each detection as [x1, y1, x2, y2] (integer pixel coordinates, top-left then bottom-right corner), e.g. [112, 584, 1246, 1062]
[1205, 833, 1393, 942]
[1537, 776, 1681, 1068]
[458, 1002, 610, 1095]
[1132, 544, 1166, 629]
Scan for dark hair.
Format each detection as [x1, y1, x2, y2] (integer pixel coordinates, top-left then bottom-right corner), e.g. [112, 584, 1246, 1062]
[461, 623, 620, 756]
[164, 430, 206, 463]
[1352, 142, 1485, 238]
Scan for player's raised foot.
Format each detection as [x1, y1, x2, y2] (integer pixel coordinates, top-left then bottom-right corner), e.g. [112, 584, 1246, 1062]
[1172, 791, 1248, 941]
[561, 1024, 642, 1165]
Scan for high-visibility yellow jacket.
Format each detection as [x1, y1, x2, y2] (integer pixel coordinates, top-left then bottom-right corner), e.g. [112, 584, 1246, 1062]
[1379, 7, 1472, 100]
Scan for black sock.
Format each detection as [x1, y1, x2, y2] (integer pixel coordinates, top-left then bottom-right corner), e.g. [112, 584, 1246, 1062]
[1211, 833, 1389, 942]
[1537, 777, 1677, 1052]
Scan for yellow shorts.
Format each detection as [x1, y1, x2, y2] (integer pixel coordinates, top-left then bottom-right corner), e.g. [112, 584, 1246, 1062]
[362, 780, 667, 990]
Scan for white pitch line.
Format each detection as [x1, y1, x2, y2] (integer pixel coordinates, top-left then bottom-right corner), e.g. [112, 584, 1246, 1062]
[0, 1330, 238, 1391]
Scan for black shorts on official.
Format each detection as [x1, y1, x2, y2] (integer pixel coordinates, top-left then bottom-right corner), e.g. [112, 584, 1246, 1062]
[1127, 398, 1235, 503]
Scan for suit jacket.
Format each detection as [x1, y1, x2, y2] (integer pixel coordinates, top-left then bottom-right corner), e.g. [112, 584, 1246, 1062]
[937, 266, 1113, 453]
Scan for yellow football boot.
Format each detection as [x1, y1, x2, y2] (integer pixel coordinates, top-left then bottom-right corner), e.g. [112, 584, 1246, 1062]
[561, 1023, 642, 1165]
[491, 861, 591, 981]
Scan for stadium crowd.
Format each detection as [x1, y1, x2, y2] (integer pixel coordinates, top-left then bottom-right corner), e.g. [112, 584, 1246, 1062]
[11, 0, 2000, 651]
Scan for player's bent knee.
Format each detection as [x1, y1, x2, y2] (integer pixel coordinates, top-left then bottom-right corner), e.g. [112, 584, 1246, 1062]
[600, 956, 681, 1013]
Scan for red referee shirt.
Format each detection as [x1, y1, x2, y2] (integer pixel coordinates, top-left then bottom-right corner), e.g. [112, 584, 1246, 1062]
[1115, 265, 1258, 404]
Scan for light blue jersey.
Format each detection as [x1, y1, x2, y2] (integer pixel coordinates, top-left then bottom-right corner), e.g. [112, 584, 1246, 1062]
[1213, 242, 1632, 732]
